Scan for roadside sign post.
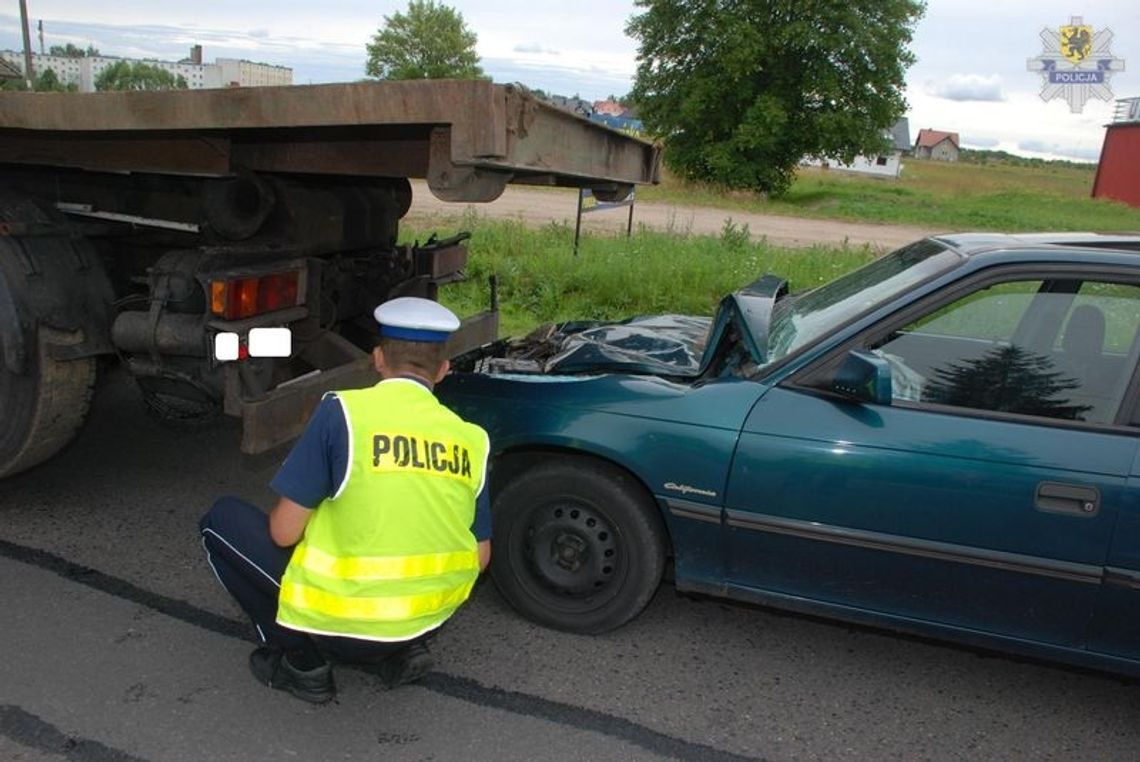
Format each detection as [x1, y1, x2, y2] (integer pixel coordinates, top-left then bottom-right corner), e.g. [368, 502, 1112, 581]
[574, 187, 636, 255]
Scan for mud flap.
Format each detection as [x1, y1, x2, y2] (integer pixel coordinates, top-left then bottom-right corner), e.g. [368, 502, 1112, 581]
[238, 309, 499, 454]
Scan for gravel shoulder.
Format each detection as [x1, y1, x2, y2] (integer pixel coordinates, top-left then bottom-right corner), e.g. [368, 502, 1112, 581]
[406, 179, 938, 251]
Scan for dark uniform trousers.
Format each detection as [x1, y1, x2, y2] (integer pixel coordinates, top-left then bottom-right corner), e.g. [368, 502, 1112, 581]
[199, 496, 432, 664]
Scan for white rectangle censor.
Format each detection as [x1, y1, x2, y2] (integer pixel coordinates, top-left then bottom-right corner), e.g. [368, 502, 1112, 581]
[248, 327, 292, 358]
[214, 332, 239, 362]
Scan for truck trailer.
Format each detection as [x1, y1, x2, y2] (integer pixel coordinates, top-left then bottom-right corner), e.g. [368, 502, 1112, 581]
[0, 79, 660, 477]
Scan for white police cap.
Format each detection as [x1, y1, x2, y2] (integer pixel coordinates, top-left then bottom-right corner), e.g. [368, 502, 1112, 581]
[373, 297, 460, 343]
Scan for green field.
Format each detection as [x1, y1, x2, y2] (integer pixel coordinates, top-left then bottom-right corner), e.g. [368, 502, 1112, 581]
[639, 158, 1140, 232]
[414, 159, 1140, 337]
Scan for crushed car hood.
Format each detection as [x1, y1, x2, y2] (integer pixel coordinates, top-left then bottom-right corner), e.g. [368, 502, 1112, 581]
[543, 314, 713, 375]
[465, 274, 790, 379]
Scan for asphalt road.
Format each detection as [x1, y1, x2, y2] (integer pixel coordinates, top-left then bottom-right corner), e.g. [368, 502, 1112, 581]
[3, 371, 1140, 762]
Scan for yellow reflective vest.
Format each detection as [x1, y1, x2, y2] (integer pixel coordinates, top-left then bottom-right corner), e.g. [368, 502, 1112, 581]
[277, 378, 489, 641]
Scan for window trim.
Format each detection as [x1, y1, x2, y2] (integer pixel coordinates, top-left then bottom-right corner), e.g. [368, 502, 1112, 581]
[786, 263, 1140, 433]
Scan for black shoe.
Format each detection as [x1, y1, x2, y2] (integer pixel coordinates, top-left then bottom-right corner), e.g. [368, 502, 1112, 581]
[248, 647, 336, 704]
[375, 643, 434, 689]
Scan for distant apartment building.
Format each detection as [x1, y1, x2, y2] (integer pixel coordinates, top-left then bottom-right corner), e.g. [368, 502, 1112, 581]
[0, 45, 292, 91]
[215, 57, 292, 88]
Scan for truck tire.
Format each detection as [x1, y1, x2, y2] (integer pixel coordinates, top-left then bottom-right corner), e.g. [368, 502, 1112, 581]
[0, 326, 96, 479]
[0, 193, 104, 479]
[490, 458, 668, 634]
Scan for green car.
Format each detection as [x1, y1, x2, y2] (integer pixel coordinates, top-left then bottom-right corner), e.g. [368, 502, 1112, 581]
[438, 233, 1140, 678]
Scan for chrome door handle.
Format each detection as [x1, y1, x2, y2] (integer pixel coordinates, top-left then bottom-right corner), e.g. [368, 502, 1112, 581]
[1035, 482, 1100, 517]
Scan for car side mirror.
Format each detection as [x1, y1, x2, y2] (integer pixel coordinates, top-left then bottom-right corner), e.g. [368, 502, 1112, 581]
[832, 350, 893, 405]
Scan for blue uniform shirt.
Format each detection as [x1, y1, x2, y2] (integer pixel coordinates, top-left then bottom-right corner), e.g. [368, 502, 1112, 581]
[270, 393, 492, 541]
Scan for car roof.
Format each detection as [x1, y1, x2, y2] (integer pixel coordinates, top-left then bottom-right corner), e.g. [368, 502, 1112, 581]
[933, 232, 1140, 257]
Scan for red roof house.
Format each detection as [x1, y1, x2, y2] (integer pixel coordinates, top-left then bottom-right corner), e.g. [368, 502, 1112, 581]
[592, 99, 629, 117]
[914, 129, 960, 162]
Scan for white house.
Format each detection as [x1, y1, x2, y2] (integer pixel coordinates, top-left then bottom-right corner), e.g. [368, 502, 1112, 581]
[801, 118, 911, 178]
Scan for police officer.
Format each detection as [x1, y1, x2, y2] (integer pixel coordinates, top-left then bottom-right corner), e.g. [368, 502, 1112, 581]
[199, 297, 491, 704]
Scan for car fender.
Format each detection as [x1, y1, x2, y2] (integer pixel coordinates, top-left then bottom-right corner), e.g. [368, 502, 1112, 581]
[441, 371, 770, 510]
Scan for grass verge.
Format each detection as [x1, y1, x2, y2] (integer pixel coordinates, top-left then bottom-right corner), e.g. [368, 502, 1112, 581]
[407, 217, 877, 338]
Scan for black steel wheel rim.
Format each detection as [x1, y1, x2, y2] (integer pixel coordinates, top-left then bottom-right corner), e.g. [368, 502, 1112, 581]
[520, 499, 622, 600]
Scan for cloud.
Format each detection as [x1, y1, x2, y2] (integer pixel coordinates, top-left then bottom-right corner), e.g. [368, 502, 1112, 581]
[926, 73, 1004, 102]
[1017, 139, 1101, 162]
[481, 56, 631, 100]
[963, 136, 1001, 148]
[248, 28, 270, 39]
[513, 43, 559, 55]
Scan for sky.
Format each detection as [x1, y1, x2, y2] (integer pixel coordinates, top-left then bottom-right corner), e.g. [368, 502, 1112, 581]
[0, 1, 1136, 163]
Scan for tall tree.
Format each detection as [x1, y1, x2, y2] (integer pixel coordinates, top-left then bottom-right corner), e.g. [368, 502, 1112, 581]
[94, 61, 188, 91]
[49, 43, 99, 57]
[33, 68, 75, 92]
[627, 0, 925, 196]
[365, 0, 484, 80]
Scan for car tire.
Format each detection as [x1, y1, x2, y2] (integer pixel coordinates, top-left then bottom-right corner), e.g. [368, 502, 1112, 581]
[490, 458, 667, 634]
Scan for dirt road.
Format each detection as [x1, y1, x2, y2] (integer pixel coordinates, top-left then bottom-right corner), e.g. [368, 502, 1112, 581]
[407, 180, 937, 251]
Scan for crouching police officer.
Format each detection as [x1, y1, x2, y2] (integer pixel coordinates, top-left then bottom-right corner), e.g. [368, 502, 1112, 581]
[199, 297, 491, 704]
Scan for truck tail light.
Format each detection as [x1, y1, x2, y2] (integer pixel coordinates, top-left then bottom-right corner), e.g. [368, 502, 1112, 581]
[210, 270, 301, 320]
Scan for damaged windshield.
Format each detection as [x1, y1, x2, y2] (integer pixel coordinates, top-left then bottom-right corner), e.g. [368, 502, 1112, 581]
[764, 239, 963, 365]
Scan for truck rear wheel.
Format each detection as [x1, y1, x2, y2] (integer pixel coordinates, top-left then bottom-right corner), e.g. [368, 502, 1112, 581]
[0, 326, 96, 479]
[0, 193, 104, 479]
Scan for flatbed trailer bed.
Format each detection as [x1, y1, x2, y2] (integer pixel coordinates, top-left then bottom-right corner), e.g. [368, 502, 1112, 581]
[0, 80, 659, 201]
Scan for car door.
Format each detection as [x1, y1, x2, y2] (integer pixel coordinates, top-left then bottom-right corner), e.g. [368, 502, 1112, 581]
[1086, 426, 1140, 663]
[723, 268, 1140, 648]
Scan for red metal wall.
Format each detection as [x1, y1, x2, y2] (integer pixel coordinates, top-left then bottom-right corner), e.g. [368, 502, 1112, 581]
[1093, 124, 1140, 207]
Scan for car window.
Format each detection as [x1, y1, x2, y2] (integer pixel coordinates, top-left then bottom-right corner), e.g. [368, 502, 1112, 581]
[870, 278, 1140, 425]
[908, 281, 1043, 340]
[1055, 282, 1140, 354]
